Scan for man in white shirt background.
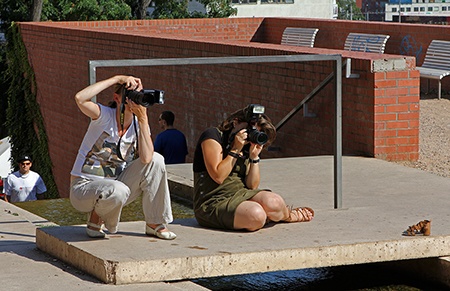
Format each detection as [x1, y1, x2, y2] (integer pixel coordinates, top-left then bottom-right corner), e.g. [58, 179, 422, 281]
[4, 155, 47, 202]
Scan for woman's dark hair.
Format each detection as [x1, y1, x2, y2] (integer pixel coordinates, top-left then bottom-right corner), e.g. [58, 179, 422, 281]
[218, 107, 276, 146]
[108, 84, 126, 108]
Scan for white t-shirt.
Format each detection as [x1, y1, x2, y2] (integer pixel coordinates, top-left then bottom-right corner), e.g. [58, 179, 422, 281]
[71, 104, 143, 180]
[5, 170, 47, 202]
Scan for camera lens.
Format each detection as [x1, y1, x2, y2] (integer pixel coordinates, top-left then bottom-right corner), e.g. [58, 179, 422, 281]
[247, 127, 268, 145]
[125, 89, 164, 107]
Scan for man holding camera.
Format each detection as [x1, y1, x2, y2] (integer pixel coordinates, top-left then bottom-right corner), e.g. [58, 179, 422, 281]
[192, 105, 314, 232]
[70, 75, 176, 239]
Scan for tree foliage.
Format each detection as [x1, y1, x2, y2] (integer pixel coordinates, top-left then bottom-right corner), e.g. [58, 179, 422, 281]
[0, 0, 131, 27]
[151, 0, 190, 19]
[199, 0, 236, 18]
[0, 0, 237, 24]
[149, 0, 236, 19]
[4, 23, 58, 198]
[124, 0, 152, 19]
[337, 0, 365, 21]
[42, 0, 131, 21]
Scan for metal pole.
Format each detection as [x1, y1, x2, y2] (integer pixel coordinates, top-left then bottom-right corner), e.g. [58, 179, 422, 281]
[334, 57, 342, 209]
[88, 61, 97, 103]
[399, 0, 401, 23]
[366, 4, 369, 21]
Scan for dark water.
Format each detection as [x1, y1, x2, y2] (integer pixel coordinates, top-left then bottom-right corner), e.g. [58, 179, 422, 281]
[14, 198, 447, 291]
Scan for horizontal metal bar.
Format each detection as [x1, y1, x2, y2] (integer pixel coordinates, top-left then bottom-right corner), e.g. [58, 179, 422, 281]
[89, 54, 341, 69]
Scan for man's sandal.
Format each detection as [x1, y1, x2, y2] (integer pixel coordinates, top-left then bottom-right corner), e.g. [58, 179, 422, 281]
[403, 219, 431, 236]
[146, 224, 177, 240]
[284, 206, 315, 223]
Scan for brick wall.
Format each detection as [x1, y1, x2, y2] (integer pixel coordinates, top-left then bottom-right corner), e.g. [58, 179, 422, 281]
[17, 18, 420, 197]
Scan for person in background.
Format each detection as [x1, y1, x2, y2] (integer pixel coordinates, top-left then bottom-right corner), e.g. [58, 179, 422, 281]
[154, 110, 188, 164]
[70, 75, 176, 240]
[0, 176, 4, 200]
[4, 155, 47, 202]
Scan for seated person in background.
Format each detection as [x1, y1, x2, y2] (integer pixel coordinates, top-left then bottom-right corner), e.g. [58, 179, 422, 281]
[5, 155, 47, 202]
[192, 105, 314, 232]
[154, 110, 188, 164]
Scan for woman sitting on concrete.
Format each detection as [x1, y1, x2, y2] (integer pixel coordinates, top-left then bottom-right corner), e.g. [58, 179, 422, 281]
[192, 105, 314, 231]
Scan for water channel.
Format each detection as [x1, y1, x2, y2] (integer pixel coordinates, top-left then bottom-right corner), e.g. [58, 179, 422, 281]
[15, 198, 446, 291]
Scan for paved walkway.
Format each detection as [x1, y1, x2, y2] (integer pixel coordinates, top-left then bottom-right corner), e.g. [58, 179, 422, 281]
[2, 156, 450, 288]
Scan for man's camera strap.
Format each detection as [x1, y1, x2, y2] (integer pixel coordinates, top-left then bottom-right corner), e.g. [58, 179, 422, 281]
[117, 104, 139, 161]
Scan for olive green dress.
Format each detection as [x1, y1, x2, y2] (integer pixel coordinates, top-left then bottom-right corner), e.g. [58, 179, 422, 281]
[193, 127, 261, 230]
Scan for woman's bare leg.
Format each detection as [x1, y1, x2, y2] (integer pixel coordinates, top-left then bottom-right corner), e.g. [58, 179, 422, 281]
[234, 200, 267, 231]
[249, 191, 289, 222]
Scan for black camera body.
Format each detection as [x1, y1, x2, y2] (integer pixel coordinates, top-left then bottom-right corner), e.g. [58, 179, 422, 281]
[244, 104, 268, 146]
[124, 89, 164, 107]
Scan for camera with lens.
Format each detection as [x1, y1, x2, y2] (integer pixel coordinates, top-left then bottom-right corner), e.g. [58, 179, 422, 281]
[244, 104, 268, 146]
[124, 89, 164, 107]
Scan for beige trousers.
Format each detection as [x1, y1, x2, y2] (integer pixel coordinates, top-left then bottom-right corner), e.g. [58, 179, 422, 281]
[70, 153, 173, 233]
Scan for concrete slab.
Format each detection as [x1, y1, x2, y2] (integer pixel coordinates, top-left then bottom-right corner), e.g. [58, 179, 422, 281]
[35, 156, 450, 285]
[0, 200, 207, 290]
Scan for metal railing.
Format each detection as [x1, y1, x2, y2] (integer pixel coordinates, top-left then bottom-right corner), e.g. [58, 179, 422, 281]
[88, 54, 343, 208]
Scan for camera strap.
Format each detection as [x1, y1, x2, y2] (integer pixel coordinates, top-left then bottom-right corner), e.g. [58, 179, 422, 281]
[116, 104, 139, 162]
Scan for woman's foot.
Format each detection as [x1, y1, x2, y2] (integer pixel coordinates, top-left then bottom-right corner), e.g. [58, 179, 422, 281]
[146, 224, 177, 240]
[284, 206, 314, 223]
[86, 211, 105, 238]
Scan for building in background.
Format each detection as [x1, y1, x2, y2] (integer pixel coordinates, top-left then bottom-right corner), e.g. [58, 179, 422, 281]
[360, 0, 389, 21]
[385, 0, 450, 23]
[230, 0, 338, 19]
[0, 137, 12, 178]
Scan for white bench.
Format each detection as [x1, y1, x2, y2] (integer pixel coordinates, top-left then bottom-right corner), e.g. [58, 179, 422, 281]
[417, 40, 450, 99]
[344, 33, 390, 54]
[281, 27, 319, 48]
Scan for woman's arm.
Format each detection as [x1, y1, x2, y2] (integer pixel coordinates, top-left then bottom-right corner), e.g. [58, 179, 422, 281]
[244, 143, 262, 189]
[74, 75, 142, 119]
[202, 139, 239, 184]
[203, 127, 251, 184]
[129, 102, 154, 164]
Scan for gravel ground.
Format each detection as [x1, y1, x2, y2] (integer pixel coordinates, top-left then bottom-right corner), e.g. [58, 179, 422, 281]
[395, 94, 450, 178]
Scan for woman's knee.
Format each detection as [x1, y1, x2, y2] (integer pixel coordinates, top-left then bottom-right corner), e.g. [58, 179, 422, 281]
[247, 208, 267, 231]
[152, 152, 166, 169]
[235, 204, 267, 231]
[105, 182, 130, 204]
[258, 191, 286, 212]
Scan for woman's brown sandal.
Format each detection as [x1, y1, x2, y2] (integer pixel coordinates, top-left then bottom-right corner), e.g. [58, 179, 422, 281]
[403, 219, 431, 236]
[284, 206, 314, 223]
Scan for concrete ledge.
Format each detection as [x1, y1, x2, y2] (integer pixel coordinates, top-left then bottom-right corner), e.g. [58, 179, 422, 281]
[36, 217, 450, 285]
[35, 157, 450, 286]
[167, 164, 193, 201]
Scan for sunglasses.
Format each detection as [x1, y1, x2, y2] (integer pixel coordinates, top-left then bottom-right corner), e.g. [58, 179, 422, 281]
[20, 162, 31, 166]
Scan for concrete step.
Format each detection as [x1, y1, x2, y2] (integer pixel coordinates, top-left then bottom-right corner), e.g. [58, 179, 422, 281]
[34, 156, 450, 285]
